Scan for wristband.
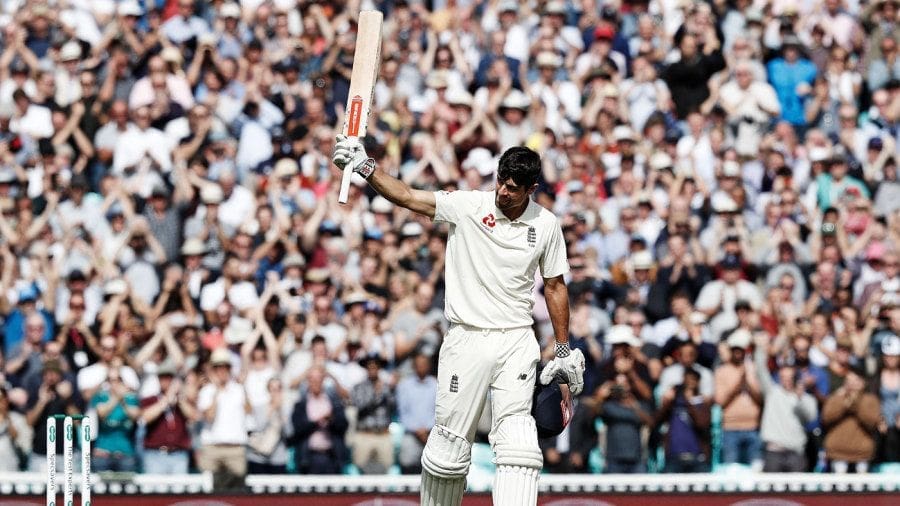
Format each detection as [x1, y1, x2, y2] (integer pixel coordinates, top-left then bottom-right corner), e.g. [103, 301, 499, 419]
[555, 341, 571, 358]
[356, 157, 376, 179]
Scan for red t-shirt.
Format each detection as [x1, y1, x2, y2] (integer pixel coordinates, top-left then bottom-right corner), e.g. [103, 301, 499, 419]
[139, 395, 192, 451]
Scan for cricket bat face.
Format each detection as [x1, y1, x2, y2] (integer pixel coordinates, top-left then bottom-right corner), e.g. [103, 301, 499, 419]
[338, 10, 383, 204]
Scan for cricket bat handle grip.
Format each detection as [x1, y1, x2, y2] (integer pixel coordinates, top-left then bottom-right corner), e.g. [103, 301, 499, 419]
[338, 166, 352, 204]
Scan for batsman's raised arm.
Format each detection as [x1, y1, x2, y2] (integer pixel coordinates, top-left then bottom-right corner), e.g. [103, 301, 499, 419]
[332, 135, 436, 219]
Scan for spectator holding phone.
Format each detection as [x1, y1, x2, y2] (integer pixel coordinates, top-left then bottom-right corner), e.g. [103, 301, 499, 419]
[655, 367, 712, 473]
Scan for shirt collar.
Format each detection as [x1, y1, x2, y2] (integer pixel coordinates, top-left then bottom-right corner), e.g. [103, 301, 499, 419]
[494, 197, 540, 225]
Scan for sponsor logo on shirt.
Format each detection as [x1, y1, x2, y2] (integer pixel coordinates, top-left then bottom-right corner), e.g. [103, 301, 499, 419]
[480, 213, 496, 233]
[527, 226, 536, 247]
[449, 374, 459, 393]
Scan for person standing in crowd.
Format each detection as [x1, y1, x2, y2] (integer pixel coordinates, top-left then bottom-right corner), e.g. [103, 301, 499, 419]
[396, 352, 437, 475]
[139, 361, 195, 474]
[196, 347, 248, 490]
[350, 353, 395, 474]
[755, 333, 819, 472]
[290, 365, 348, 474]
[24, 360, 79, 472]
[656, 367, 712, 473]
[714, 329, 763, 469]
[822, 366, 881, 473]
[333, 141, 582, 506]
[90, 366, 140, 472]
[595, 369, 653, 473]
[876, 334, 900, 463]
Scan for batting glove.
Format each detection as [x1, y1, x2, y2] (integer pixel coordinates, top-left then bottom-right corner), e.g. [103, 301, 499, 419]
[332, 134, 376, 178]
[540, 343, 585, 395]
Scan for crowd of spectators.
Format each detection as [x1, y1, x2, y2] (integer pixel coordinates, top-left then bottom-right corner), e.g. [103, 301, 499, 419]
[0, 0, 899, 490]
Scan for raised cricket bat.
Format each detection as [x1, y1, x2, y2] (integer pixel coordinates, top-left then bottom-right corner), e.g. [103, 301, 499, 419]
[338, 10, 383, 204]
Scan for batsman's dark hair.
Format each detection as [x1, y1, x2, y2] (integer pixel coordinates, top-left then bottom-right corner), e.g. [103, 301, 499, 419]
[497, 146, 541, 187]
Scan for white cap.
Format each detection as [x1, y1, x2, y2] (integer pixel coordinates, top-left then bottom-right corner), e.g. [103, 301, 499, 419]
[536, 51, 563, 68]
[808, 146, 832, 163]
[712, 195, 739, 213]
[282, 253, 306, 268]
[498, 0, 519, 12]
[200, 185, 224, 204]
[631, 250, 654, 270]
[501, 89, 531, 110]
[209, 347, 232, 366]
[650, 152, 673, 171]
[446, 88, 474, 107]
[343, 291, 369, 307]
[461, 148, 495, 177]
[160, 46, 184, 65]
[220, 2, 241, 18]
[613, 125, 636, 142]
[180, 237, 207, 256]
[721, 160, 741, 177]
[118, 0, 144, 17]
[273, 158, 299, 178]
[103, 278, 128, 296]
[606, 324, 641, 347]
[726, 328, 752, 349]
[59, 41, 81, 61]
[370, 195, 393, 214]
[401, 222, 424, 237]
[545, 0, 566, 13]
[566, 180, 585, 193]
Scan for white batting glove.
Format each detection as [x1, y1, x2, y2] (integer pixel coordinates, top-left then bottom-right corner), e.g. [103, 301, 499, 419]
[540, 343, 585, 396]
[332, 134, 376, 178]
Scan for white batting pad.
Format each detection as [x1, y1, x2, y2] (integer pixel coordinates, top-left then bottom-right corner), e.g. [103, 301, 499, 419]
[492, 465, 539, 506]
[420, 471, 465, 506]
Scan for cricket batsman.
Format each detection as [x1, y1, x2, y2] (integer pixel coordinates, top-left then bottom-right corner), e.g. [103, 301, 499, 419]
[333, 138, 585, 506]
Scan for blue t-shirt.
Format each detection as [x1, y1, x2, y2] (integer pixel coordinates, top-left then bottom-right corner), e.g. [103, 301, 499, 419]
[667, 395, 704, 457]
[767, 57, 817, 126]
[2, 308, 54, 357]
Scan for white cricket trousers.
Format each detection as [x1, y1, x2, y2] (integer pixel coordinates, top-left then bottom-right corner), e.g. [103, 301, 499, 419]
[435, 324, 540, 447]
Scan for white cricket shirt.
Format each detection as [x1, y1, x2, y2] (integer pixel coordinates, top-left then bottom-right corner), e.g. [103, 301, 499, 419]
[433, 190, 569, 329]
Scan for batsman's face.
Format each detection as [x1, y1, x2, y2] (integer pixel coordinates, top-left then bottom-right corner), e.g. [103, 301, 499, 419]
[495, 177, 535, 214]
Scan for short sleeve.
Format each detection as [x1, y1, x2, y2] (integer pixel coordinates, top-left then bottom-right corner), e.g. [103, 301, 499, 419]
[540, 218, 569, 278]
[89, 392, 105, 409]
[433, 190, 482, 224]
[197, 385, 215, 411]
[695, 283, 719, 311]
[125, 393, 140, 408]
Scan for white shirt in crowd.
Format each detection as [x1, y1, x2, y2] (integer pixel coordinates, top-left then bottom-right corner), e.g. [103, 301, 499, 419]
[199, 278, 259, 313]
[112, 126, 174, 174]
[217, 185, 256, 234]
[695, 279, 763, 338]
[197, 380, 249, 445]
[11, 103, 53, 139]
